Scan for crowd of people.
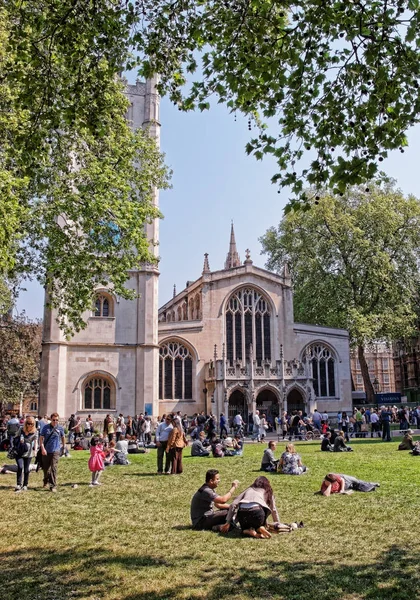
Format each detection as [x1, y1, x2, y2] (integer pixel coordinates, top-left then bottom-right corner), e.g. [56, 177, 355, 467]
[0, 404, 418, 529]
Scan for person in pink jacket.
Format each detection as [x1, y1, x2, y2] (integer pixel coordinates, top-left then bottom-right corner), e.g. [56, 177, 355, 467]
[88, 436, 105, 487]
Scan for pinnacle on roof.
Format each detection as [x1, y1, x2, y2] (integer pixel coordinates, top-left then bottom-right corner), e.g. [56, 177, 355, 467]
[224, 222, 241, 270]
[202, 253, 211, 274]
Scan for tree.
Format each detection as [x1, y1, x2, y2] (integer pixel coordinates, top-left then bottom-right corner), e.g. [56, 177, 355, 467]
[259, 179, 420, 403]
[135, 0, 420, 206]
[0, 315, 42, 413]
[1, 2, 170, 334]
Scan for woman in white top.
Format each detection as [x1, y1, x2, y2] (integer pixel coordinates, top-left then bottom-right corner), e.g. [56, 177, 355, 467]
[220, 476, 280, 538]
[259, 413, 268, 441]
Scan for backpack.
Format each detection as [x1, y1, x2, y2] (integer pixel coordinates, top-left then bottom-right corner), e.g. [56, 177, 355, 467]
[7, 421, 20, 435]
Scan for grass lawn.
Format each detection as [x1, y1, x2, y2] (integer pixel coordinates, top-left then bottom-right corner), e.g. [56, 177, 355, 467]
[1, 438, 420, 600]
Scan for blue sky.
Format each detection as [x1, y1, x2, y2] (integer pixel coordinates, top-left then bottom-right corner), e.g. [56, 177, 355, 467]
[17, 95, 420, 319]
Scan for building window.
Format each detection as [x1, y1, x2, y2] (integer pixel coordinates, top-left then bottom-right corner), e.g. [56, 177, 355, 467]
[225, 288, 271, 366]
[159, 342, 193, 400]
[84, 377, 114, 409]
[383, 374, 390, 384]
[307, 344, 336, 398]
[30, 401, 38, 411]
[356, 375, 363, 385]
[93, 293, 113, 317]
[382, 358, 389, 370]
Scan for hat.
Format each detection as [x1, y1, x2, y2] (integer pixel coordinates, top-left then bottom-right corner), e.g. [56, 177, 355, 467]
[406, 429, 414, 435]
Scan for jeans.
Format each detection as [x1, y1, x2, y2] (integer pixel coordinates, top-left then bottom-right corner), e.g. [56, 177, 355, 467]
[382, 422, 391, 441]
[193, 510, 228, 530]
[157, 441, 170, 473]
[41, 451, 60, 488]
[16, 456, 32, 487]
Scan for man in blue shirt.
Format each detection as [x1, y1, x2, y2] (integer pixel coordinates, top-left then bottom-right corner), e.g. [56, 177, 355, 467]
[155, 414, 173, 474]
[380, 406, 392, 442]
[39, 413, 65, 492]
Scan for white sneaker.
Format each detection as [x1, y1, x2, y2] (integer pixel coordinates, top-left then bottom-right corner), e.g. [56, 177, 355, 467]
[92, 481, 101, 486]
[22, 486, 28, 491]
[14, 486, 22, 493]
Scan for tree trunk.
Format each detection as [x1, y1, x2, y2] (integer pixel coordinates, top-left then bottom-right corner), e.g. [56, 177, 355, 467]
[358, 345, 375, 404]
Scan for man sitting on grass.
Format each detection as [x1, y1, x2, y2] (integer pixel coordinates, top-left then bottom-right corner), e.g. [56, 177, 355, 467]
[191, 431, 210, 457]
[190, 469, 239, 530]
[260, 441, 279, 472]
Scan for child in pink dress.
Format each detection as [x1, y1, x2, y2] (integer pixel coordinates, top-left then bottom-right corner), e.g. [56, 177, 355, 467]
[88, 436, 105, 486]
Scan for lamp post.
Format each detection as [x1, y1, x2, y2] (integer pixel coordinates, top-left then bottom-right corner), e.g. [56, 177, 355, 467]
[373, 377, 380, 407]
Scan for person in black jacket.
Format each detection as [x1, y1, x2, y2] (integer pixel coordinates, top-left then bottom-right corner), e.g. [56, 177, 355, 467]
[321, 432, 333, 452]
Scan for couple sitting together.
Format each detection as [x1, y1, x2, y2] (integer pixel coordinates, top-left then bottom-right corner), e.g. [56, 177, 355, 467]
[190, 469, 302, 538]
[261, 441, 308, 475]
[191, 432, 243, 457]
[321, 431, 353, 452]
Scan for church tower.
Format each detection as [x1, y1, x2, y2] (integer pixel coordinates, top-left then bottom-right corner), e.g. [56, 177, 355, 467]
[39, 78, 162, 418]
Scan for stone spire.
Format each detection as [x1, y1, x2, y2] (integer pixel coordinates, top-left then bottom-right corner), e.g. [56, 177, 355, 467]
[224, 222, 241, 270]
[202, 253, 211, 274]
[173, 283, 176, 298]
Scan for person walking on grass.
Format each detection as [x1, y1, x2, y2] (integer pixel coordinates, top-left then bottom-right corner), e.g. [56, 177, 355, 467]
[88, 436, 106, 486]
[14, 416, 38, 493]
[39, 413, 65, 493]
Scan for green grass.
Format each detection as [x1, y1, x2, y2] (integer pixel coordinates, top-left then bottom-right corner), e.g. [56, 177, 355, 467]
[1, 438, 420, 600]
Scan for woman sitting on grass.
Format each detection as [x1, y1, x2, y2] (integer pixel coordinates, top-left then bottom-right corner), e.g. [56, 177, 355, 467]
[333, 431, 353, 452]
[319, 473, 380, 495]
[278, 443, 307, 475]
[220, 476, 291, 538]
[398, 430, 415, 451]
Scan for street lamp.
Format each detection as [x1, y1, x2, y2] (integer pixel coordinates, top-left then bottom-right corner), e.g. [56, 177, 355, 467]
[373, 377, 380, 406]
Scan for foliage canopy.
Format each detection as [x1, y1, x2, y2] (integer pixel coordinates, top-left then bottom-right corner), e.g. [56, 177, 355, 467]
[260, 179, 420, 400]
[1, 1, 170, 333]
[134, 0, 420, 206]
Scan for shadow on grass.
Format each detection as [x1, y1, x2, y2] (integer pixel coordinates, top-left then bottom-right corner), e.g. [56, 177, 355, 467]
[123, 544, 420, 600]
[1, 548, 175, 600]
[3, 544, 420, 600]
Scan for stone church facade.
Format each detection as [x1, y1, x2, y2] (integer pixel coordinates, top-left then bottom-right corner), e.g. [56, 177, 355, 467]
[39, 80, 353, 421]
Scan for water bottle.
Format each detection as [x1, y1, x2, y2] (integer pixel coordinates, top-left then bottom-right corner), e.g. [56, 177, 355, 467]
[20, 434, 24, 444]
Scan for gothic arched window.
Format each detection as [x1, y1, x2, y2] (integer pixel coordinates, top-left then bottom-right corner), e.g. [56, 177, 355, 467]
[225, 288, 271, 366]
[306, 344, 336, 398]
[84, 376, 114, 409]
[159, 342, 193, 400]
[93, 293, 113, 317]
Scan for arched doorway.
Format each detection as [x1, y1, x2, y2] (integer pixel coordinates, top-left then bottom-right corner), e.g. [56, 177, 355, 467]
[287, 388, 305, 413]
[228, 389, 248, 423]
[256, 389, 279, 428]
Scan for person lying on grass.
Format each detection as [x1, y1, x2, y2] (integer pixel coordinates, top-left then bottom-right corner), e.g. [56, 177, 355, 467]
[190, 469, 239, 531]
[219, 476, 303, 538]
[319, 473, 380, 496]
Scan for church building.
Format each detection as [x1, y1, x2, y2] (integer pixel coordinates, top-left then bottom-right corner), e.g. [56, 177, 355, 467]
[39, 79, 353, 421]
